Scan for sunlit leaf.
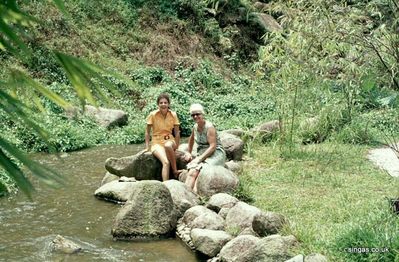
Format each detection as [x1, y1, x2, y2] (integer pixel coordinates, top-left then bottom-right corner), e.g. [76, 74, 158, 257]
[0, 89, 56, 153]
[54, 51, 122, 107]
[9, 70, 70, 109]
[0, 148, 34, 198]
[0, 137, 64, 193]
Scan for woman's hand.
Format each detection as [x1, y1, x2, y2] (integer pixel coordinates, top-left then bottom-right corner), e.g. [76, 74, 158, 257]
[184, 152, 193, 162]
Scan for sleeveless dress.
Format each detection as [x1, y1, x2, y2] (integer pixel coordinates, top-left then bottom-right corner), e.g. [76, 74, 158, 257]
[189, 121, 226, 170]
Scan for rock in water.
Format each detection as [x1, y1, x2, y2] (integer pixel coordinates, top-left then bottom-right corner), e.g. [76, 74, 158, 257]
[111, 181, 177, 239]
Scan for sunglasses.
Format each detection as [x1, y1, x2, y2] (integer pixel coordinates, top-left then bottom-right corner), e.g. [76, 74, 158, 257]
[191, 113, 202, 117]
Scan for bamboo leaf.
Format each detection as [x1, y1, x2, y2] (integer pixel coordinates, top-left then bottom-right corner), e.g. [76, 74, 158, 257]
[0, 89, 56, 152]
[0, 148, 33, 198]
[0, 18, 30, 55]
[0, 137, 64, 190]
[9, 70, 70, 109]
[54, 51, 122, 107]
[51, 0, 68, 17]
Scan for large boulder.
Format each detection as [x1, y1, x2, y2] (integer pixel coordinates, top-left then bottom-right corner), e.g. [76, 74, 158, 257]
[111, 181, 177, 239]
[100, 172, 119, 186]
[105, 150, 188, 179]
[221, 128, 245, 138]
[94, 180, 138, 203]
[225, 160, 243, 174]
[224, 202, 262, 235]
[249, 13, 283, 33]
[190, 229, 232, 257]
[220, 132, 244, 161]
[105, 150, 161, 179]
[205, 193, 239, 213]
[181, 206, 224, 230]
[252, 120, 280, 135]
[252, 212, 287, 237]
[243, 234, 298, 262]
[84, 105, 128, 129]
[196, 166, 239, 197]
[177, 205, 225, 250]
[219, 235, 260, 262]
[286, 254, 305, 262]
[190, 212, 225, 231]
[305, 253, 328, 262]
[163, 180, 201, 218]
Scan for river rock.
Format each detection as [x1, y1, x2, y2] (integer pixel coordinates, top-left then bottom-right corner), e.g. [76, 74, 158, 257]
[100, 172, 119, 186]
[105, 150, 161, 179]
[243, 234, 298, 262]
[252, 120, 280, 134]
[238, 227, 260, 237]
[50, 235, 82, 254]
[111, 181, 177, 239]
[163, 180, 201, 218]
[249, 13, 283, 33]
[221, 128, 245, 138]
[225, 160, 243, 174]
[105, 150, 188, 179]
[94, 180, 138, 203]
[178, 143, 197, 156]
[84, 105, 128, 129]
[196, 165, 239, 197]
[182, 206, 220, 228]
[220, 132, 244, 161]
[205, 193, 239, 213]
[305, 253, 328, 262]
[190, 229, 232, 257]
[252, 211, 287, 236]
[219, 235, 260, 262]
[224, 201, 262, 236]
[286, 254, 305, 262]
[190, 211, 225, 231]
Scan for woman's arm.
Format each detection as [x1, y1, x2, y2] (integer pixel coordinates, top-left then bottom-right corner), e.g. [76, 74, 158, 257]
[184, 128, 195, 162]
[145, 124, 152, 151]
[187, 128, 194, 153]
[196, 126, 216, 163]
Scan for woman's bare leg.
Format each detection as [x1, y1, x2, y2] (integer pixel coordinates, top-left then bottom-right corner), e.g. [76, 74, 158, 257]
[164, 141, 181, 178]
[152, 147, 170, 181]
[185, 169, 199, 190]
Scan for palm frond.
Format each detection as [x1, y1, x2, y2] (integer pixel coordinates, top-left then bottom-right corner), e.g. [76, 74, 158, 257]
[0, 89, 56, 153]
[9, 69, 70, 110]
[0, 137, 64, 198]
[54, 51, 121, 107]
[0, 0, 37, 56]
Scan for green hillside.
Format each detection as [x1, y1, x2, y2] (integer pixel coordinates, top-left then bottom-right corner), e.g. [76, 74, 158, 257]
[1, 0, 398, 261]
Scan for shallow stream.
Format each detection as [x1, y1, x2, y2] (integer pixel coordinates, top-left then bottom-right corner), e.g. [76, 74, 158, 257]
[0, 145, 198, 261]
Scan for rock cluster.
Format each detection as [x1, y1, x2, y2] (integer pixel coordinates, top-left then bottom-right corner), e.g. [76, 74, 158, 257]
[90, 123, 328, 260]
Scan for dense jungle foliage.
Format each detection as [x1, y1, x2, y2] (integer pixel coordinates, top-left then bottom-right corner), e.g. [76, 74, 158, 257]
[1, 0, 398, 260]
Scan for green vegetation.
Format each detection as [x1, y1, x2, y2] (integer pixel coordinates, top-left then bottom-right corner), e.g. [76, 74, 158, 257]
[239, 142, 399, 261]
[1, 0, 398, 260]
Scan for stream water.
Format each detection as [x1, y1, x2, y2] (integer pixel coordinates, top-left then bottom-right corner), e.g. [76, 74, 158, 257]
[0, 145, 198, 262]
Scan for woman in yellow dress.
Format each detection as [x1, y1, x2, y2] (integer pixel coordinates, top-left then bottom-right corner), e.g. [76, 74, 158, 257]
[145, 93, 182, 181]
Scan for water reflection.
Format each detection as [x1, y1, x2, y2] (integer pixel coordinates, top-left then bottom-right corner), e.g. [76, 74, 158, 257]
[0, 145, 198, 262]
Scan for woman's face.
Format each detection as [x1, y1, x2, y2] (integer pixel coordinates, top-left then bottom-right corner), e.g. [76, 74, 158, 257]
[158, 98, 169, 110]
[191, 111, 203, 123]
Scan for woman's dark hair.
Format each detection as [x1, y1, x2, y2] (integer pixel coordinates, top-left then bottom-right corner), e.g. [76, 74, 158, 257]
[157, 93, 170, 104]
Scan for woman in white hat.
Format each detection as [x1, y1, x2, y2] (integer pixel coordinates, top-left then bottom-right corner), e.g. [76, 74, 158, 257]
[184, 103, 226, 192]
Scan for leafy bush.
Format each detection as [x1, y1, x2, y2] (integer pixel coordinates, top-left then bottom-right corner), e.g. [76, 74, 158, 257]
[333, 120, 378, 145]
[299, 105, 350, 144]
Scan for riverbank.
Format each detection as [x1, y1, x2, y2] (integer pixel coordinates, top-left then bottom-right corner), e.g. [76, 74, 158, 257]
[240, 142, 399, 261]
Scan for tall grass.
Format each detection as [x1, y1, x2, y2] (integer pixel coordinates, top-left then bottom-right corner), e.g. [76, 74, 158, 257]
[240, 142, 399, 260]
